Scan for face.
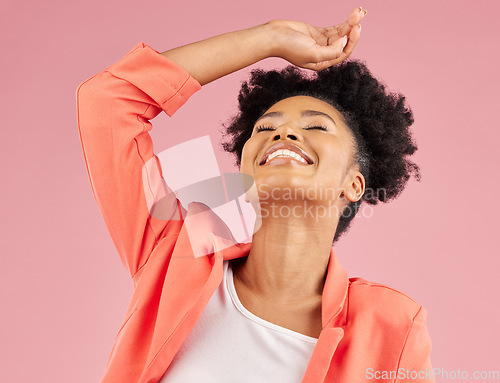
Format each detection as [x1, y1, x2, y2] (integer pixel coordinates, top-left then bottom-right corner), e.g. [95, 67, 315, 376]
[240, 96, 365, 208]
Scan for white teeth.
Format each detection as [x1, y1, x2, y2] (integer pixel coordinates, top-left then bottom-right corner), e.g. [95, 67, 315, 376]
[265, 149, 308, 164]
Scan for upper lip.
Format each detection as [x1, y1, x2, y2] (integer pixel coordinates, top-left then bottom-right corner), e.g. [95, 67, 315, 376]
[259, 141, 314, 165]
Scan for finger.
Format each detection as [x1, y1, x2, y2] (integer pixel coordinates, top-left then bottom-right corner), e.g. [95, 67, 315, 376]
[304, 59, 338, 71]
[304, 54, 345, 71]
[341, 23, 361, 58]
[335, 6, 367, 37]
[306, 24, 361, 71]
[310, 35, 348, 64]
[316, 6, 366, 42]
[307, 25, 330, 46]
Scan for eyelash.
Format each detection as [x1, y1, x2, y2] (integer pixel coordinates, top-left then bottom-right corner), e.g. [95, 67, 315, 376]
[255, 125, 328, 132]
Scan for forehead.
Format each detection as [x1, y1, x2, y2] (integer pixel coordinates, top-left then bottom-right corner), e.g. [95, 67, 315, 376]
[263, 96, 344, 121]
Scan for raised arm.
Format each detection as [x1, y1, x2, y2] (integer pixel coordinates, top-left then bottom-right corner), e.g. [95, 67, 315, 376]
[161, 8, 366, 85]
[75, 8, 366, 281]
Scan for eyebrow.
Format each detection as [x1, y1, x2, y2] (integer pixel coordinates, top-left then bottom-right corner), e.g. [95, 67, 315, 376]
[254, 110, 337, 126]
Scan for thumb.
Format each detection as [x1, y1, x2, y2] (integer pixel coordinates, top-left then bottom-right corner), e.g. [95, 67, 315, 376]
[313, 35, 348, 63]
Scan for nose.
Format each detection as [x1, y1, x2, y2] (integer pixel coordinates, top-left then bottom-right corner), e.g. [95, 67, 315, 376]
[272, 124, 302, 141]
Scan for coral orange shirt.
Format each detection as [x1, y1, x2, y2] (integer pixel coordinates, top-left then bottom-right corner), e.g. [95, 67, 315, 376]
[76, 42, 435, 383]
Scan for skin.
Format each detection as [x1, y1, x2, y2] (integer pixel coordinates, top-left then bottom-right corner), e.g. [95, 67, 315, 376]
[161, 9, 366, 85]
[159, 7, 368, 337]
[233, 96, 365, 338]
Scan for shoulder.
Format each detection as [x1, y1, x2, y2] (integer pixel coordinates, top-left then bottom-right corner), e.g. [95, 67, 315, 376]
[345, 278, 433, 374]
[347, 277, 425, 328]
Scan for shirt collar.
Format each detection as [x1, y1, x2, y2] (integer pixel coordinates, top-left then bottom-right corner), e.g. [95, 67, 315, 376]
[209, 233, 349, 329]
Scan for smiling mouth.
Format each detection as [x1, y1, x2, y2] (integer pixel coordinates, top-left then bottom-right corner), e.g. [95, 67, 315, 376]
[263, 149, 309, 165]
[259, 143, 314, 166]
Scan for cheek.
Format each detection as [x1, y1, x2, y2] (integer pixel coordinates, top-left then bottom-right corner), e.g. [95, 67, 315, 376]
[317, 147, 351, 183]
[240, 141, 254, 173]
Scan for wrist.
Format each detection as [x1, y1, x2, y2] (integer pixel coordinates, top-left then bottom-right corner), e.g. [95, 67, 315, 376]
[260, 21, 293, 60]
[249, 22, 280, 60]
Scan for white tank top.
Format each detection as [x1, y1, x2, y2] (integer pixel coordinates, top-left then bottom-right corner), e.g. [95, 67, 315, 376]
[160, 260, 318, 382]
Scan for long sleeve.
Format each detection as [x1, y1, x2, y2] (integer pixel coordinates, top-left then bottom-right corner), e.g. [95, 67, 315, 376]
[76, 42, 202, 279]
[395, 306, 435, 383]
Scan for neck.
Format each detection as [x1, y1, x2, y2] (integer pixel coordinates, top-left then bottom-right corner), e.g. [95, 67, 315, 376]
[232, 209, 339, 304]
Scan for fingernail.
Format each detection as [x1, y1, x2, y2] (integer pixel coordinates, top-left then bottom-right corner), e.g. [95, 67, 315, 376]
[358, 24, 362, 32]
[342, 35, 348, 48]
[363, 9, 368, 15]
[359, 6, 363, 13]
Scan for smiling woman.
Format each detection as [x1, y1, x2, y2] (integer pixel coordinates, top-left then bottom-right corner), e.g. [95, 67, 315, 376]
[76, 6, 434, 383]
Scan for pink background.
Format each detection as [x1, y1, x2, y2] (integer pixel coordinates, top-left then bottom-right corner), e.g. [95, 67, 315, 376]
[1, 0, 499, 381]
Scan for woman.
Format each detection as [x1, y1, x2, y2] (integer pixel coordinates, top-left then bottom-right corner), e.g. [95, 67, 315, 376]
[76, 7, 434, 383]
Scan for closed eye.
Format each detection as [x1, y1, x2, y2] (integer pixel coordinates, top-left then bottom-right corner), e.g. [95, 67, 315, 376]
[304, 125, 328, 131]
[255, 125, 328, 132]
[255, 125, 275, 132]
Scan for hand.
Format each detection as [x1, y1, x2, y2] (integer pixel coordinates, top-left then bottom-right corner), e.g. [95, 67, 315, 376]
[267, 7, 367, 71]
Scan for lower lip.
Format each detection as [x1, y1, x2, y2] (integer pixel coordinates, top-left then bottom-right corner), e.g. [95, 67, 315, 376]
[261, 157, 310, 166]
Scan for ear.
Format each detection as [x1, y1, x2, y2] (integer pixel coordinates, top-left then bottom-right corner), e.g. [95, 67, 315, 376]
[342, 170, 365, 203]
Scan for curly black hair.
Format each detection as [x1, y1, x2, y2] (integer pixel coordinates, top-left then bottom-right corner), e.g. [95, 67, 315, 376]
[221, 59, 421, 243]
